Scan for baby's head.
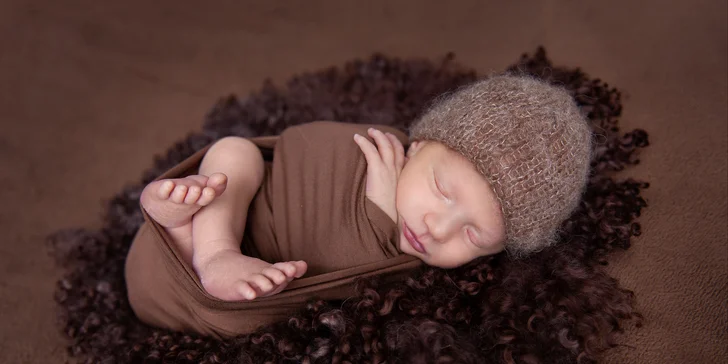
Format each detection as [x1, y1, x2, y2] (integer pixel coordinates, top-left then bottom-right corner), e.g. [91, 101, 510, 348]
[395, 74, 593, 268]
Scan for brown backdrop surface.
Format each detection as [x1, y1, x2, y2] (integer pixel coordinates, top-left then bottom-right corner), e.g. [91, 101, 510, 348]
[0, 1, 725, 363]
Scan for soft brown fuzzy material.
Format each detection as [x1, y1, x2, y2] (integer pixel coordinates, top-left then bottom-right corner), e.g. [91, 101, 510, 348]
[410, 75, 593, 256]
[48, 48, 649, 363]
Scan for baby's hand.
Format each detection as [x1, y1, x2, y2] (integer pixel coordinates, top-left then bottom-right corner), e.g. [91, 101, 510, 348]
[194, 249, 307, 301]
[353, 128, 405, 223]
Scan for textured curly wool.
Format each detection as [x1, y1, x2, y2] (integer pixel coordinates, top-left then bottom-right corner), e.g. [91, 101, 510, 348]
[410, 75, 593, 255]
[49, 49, 650, 364]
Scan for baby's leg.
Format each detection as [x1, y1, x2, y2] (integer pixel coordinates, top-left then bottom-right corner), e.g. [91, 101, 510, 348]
[189, 137, 307, 301]
[190, 136, 265, 262]
[141, 137, 306, 301]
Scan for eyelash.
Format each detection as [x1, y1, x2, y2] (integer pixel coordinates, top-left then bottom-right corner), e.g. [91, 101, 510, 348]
[433, 175, 479, 247]
[434, 176, 447, 198]
[466, 228, 478, 247]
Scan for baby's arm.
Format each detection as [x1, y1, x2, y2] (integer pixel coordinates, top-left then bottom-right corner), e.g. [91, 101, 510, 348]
[353, 128, 405, 223]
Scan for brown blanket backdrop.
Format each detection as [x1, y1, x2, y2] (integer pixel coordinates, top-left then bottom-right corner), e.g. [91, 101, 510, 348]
[3, 2, 726, 363]
[48, 49, 650, 363]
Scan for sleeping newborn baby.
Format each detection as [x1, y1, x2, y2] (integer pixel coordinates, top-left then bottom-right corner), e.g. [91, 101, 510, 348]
[125, 74, 592, 335]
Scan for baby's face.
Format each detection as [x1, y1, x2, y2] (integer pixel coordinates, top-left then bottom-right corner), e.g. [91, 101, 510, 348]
[395, 141, 506, 268]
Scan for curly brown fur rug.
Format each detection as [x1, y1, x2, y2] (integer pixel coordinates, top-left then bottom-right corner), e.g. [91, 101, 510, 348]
[49, 48, 649, 364]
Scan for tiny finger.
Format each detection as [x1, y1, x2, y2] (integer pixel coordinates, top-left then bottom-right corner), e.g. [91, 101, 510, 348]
[368, 128, 395, 165]
[385, 133, 406, 171]
[354, 133, 382, 166]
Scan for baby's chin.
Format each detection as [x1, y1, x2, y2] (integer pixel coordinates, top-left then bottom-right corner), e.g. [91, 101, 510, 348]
[396, 231, 443, 267]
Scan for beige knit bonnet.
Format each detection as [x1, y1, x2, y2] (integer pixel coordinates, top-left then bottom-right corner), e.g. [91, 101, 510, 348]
[409, 74, 593, 256]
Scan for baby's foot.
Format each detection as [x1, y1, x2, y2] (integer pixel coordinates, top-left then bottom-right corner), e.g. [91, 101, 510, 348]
[194, 249, 308, 301]
[141, 173, 228, 228]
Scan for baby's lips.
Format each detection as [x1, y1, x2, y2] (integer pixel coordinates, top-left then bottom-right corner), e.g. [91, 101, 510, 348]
[403, 220, 427, 254]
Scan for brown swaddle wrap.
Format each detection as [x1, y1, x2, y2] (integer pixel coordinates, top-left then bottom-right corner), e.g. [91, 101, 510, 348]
[125, 121, 422, 338]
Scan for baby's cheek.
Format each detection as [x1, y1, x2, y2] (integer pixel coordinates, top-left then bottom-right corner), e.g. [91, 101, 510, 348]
[394, 186, 410, 215]
[439, 248, 481, 269]
[424, 252, 460, 269]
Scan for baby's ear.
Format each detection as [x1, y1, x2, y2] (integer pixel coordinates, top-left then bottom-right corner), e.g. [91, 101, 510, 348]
[407, 141, 422, 157]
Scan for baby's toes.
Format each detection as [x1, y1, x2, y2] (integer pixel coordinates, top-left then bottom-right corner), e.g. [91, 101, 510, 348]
[170, 185, 189, 203]
[271, 262, 297, 278]
[234, 281, 257, 300]
[291, 261, 308, 278]
[184, 175, 209, 185]
[183, 185, 202, 204]
[261, 267, 288, 285]
[207, 173, 228, 195]
[273, 261, 307, 279]
[196, 187, 217, 206]
[248, 274, 274, 294]
[157, 180, 176, 199]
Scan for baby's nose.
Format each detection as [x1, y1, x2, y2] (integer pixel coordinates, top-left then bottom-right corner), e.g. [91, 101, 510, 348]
[425, 214, 458, 243]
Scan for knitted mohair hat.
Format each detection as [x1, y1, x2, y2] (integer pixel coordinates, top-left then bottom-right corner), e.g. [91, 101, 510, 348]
[409, 74, 593, 256]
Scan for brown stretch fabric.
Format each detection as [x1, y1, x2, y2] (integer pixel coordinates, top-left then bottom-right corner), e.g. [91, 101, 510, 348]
[125, 122, 421, 338]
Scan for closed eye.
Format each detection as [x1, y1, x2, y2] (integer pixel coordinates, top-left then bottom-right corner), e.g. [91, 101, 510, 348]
[467, 228, 481, 248]
[434, 175, 447, 198]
